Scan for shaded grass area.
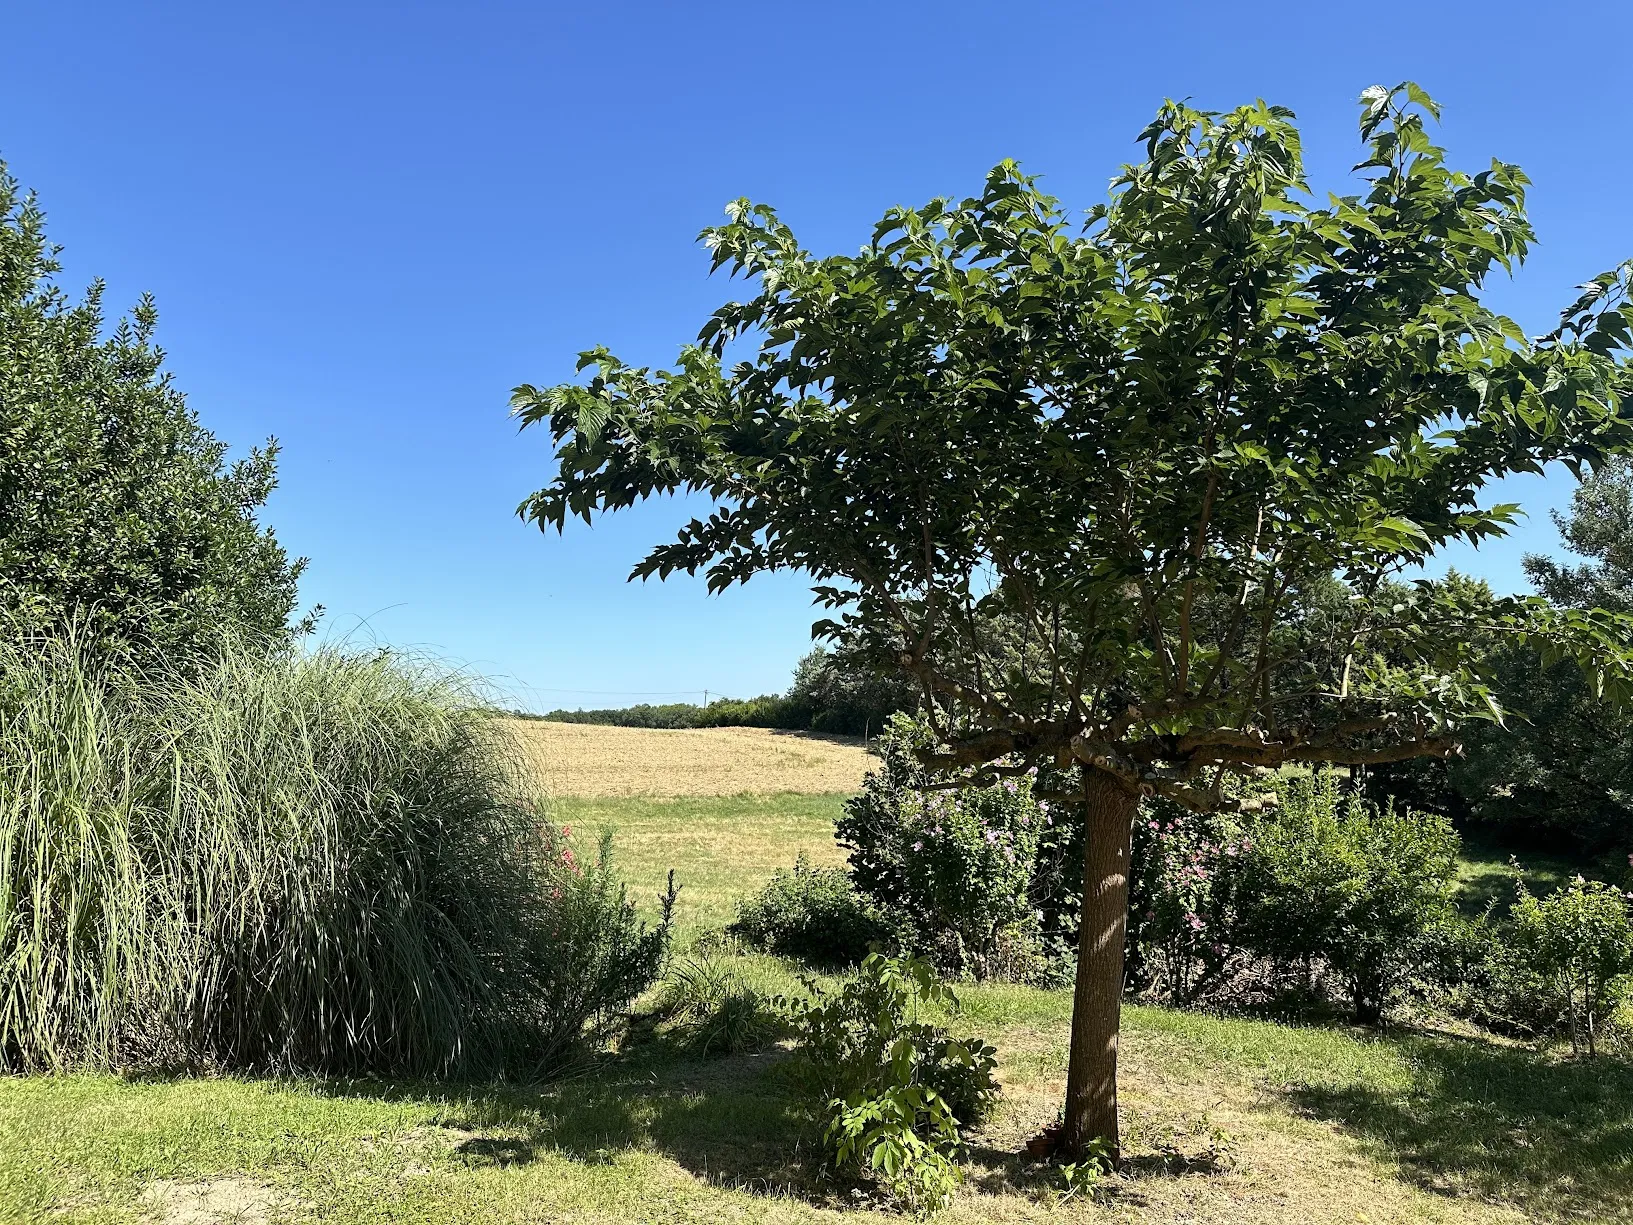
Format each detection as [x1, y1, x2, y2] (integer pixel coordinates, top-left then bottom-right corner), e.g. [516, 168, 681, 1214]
[558, 793, 849, 939]
[1453, 835, 1585, 916]
[5, 979, 1630, 1223]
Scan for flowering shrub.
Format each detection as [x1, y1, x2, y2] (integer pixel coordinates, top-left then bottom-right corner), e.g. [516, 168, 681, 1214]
[1126, 803, 1249, 1003]
[528, 825, 676, 1067]
[843, 725, 1462, 1018]
[1125, 772, 1461, 1022]
[838, 715, 1061, 981]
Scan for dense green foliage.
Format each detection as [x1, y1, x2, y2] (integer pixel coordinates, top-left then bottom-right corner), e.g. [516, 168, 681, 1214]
[782, 954, 997, 1214]
[0, 164, 308, 660]
[0, 635, 668, 1076]
[834, 720, 1464, 1017]
[1128, 775, 1462, 1022]
[728, 853, 888, 966]
[788, 643, 918, 735]
[1509, 876, 1633, 1055]
[1370, 461, 1633, 856]
[1233, 776, 1461, 1022]
[838, 716, 1071, 983]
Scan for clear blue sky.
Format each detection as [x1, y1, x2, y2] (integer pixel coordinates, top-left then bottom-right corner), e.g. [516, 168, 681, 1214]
[6, 2, 1631, 710]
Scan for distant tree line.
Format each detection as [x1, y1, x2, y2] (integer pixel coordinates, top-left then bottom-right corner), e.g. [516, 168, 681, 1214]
[534, 643, 916, 737]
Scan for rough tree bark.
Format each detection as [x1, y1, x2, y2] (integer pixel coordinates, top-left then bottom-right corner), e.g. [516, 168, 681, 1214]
[1059, 765, 1140, 1162]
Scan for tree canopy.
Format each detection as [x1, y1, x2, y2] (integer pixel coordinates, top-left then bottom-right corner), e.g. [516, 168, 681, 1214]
[516, 85, 1633, 1155]
[518, 85, 1633, 797]
[0, 162, 309, 659]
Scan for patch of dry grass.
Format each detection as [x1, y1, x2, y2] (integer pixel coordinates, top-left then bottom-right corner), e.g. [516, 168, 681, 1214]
[507, 719, 874, 799]
[142, 1178, 286, 1225]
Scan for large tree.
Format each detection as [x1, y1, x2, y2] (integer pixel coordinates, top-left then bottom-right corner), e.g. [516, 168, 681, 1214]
[0, 162, 309, 659]
[515, 86, 1633, 1157]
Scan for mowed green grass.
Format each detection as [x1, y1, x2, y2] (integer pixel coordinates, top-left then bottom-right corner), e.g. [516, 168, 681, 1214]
[3, 790, 1632, 1224]
[557, 792, 850, 939]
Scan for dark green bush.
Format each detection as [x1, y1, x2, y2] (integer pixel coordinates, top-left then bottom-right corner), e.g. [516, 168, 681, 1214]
[1234, 773, 1461, 1023]
[785, 644, 915, 737]
[0, 163, 309, 664]
[729, 854, 888, 967]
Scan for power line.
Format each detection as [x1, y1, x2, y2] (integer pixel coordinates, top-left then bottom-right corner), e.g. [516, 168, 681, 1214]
[521, 688, 719, 697]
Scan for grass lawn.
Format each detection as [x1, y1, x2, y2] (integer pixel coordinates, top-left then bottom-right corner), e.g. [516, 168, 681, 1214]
[5, 729, 1632, 1224]
[558, 792, 849, 939]
[1452, 835, 1587, 916]
[7, 984, 1631, 1224]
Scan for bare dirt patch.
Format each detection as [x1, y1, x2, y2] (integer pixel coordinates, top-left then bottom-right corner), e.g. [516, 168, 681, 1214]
[141, 1178, 284, 1225]
[508, 720, 874, 798]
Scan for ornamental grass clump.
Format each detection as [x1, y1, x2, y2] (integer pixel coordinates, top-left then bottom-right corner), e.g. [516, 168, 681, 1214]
[0, 632, 668, 1076]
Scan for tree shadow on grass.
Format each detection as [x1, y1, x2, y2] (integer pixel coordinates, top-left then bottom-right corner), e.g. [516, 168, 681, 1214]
[318, 1045, 833, 1204]
[1285, 1033, 1633, 1220]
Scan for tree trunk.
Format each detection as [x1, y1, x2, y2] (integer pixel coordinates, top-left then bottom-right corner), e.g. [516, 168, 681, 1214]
[1059, 766, 1139, 1162]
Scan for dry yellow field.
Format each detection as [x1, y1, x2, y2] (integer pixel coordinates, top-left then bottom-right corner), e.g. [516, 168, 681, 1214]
[506, 718, 875, 798]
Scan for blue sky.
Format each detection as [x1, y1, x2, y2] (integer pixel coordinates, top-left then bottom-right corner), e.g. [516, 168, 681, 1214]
[6, 2, 1631, 710]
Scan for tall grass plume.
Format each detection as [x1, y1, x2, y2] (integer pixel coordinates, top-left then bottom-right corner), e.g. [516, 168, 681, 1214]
[0, 633, 667, 1076]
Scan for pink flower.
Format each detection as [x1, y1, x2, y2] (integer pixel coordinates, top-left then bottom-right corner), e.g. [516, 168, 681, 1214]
[985, 830, 1001, 844]
[1148, 821, 1160, 831]
[1186, 914, 1204, 931]
[562, 824, 572, 838]
[912, 841, 924, 852]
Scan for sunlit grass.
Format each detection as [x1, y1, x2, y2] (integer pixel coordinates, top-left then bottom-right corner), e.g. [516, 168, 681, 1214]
[558, 793, 849, 939]
[6, 741, 1631, 1224]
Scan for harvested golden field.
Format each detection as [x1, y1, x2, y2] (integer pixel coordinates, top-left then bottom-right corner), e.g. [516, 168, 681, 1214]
[506, 719, 875, 798]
